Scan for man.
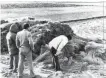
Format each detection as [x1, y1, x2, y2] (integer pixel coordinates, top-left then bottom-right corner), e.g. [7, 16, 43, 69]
[16, 23, 35, 78]
[6, 23, 19, 72]
[45, 35, 72, 71]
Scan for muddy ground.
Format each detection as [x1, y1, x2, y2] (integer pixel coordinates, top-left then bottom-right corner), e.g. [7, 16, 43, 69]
[0, 17, 106, 78]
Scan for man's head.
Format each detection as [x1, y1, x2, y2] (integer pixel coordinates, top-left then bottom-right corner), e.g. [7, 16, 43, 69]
[9, 23, 19, 33]
[23, 23, 29, 29]
[66, 35, 72, 40]
[15, 22, 22, 31]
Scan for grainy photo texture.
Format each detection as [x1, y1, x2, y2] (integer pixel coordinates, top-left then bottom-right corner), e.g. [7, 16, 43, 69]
[0, 1, 106, 78]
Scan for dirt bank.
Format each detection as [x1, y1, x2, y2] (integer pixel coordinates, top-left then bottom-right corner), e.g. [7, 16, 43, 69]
[0, 17, 106, 78]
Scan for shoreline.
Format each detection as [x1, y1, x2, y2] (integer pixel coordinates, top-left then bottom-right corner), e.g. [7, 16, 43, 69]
[1, 15, 106, 25]
[60, 16, 106, 23]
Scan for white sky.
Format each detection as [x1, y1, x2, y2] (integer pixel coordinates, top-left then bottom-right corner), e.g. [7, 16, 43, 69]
[0, 0, 105, 4]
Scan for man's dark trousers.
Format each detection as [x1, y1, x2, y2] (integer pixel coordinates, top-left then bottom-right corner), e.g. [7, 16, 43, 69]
[50, 47, 61, 71]
[9, 54, 18, 70]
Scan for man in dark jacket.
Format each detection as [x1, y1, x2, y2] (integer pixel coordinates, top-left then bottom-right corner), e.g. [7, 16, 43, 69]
[6, 23, 20, 72]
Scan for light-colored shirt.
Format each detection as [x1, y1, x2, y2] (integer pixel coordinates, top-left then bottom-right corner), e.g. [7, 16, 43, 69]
[16, 29, 33, 50]
[48, 35, 68, 51]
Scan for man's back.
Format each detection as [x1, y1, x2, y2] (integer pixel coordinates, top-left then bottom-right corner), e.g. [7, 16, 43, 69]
[16, 29, 32, 49]
[49, 35, 68, 51]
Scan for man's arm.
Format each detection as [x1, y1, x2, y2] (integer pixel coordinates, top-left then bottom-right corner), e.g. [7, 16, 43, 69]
[6, 33, 13, 49]
[11, 33, 17, 45]
[16, 34, 20, 48]
[45, 44, 51, 50]
[8, 38, 13, 47]
[28, 32, 34, 50]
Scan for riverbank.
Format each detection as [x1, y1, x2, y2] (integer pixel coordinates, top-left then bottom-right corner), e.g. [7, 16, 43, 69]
[0, 17, 106, 78]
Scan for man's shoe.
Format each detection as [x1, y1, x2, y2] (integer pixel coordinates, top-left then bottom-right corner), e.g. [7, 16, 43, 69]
[9, 67, 13, 69]
[32, 76, 36, 78]
[32, 75, 42, 78]
[56, 68, 63, 71]
[18, 76, 23, 78]
[13, 69, 17, 73]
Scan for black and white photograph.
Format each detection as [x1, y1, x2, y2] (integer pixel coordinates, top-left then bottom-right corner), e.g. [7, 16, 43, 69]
[0, 0, 106, 78]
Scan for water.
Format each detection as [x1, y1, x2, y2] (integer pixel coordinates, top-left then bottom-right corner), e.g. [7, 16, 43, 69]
[1, 6, 106, 22]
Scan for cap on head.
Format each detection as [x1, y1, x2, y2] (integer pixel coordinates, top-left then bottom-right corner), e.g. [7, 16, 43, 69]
[23, 23, 29, 29]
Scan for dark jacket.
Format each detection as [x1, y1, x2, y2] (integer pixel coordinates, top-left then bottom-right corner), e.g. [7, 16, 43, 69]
[6, 23, 19, 55]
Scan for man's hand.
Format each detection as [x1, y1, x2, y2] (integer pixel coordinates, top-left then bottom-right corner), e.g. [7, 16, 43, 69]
[45, 44, 50, 50]
[55, 51, 62, 56]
